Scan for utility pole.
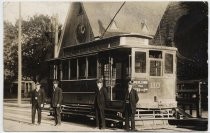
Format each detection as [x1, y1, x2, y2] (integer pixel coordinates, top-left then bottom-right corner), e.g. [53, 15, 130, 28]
[197, 81, 202, 118]
[18, 2, 22, 106]
[54, 14, 58, 58]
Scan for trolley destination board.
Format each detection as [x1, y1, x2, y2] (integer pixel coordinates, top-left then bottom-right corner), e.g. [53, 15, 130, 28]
[133, 79, 149, 93]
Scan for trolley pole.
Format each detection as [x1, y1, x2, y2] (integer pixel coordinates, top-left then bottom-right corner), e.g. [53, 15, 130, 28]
[17, 2, 22, 106]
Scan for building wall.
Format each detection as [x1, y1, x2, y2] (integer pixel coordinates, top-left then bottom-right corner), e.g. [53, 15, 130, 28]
[151, 2, 208, 80]
[61, 3, 94, 48]
[151, 2, 187, 46]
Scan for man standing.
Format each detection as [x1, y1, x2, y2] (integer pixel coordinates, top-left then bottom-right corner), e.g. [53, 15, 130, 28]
[125, 80, 139, 131]
[31, 82, 45, 125]
[95, 78, 109, 129]
[51, 80, 63, 126]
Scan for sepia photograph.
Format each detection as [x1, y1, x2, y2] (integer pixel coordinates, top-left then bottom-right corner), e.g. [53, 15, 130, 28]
[3, 1, 208, 132]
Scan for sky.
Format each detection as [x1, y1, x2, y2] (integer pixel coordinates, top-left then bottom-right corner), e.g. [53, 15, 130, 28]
[3, 1, 70, 25]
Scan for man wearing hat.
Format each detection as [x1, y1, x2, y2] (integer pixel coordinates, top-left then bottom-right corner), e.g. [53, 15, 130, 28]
[95, 78, 109, 129]
[51, 80, 63, 126]
[31, 82, 45, 125]
[124, 80, 139, 131]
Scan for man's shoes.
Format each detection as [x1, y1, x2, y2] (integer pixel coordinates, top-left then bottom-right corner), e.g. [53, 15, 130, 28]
[99, 126, 105, 130]
[37, 123, 41, 126]
[125, 129, 130, 131]
[125, 127, 130, 131]
[54, 123, 61, 126]
[131, 128, 138, 132]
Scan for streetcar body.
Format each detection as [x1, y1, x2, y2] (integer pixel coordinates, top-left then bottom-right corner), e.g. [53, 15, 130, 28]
[48, 34, 177, 121]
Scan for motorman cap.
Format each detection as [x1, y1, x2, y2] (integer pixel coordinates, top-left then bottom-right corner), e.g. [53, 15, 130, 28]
[96, 78, 103, 83]
[128, 80, 134, 85]
[53, 80, 59, 84]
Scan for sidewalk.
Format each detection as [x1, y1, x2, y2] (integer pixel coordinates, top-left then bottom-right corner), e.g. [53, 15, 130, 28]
[3, 102, 51, 110]
[3, 102, 123, 132]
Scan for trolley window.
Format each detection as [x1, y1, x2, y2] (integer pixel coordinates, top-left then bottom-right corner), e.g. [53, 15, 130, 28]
[135, 52, 146, 73]
[49, 64, 54, 79]
[165, 53, 173, 74]
[78, 57, 86, 79]
[88, 56, 97, 78]
[104, 64, 110, 79]
[115, 63, 122, 79]
[62, 60, 69, 80]
[70, 59, 77, 79]
[52, 65, 59, 79]
[150, 61, 162, 76]
[149, 50, 162, 58]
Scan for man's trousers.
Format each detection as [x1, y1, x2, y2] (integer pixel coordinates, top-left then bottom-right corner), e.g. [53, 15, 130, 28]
[54, 107, 61, 125]
[32, 103, 42, 124]
[95, 106, 105, 129]
[125, 103, 135, 131]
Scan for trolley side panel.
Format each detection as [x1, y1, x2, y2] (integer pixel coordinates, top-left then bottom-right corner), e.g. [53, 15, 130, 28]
[61, 80, 97, 105]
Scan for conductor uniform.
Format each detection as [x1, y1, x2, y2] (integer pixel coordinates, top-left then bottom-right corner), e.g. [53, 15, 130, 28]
[125, 81, 139, 131]
[51, 80, 63, 126]
[95, 79, 109, 129]
[31, 82, 45, 125]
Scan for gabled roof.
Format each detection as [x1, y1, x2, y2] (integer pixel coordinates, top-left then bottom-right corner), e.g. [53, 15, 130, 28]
[83, 2, 168, 37]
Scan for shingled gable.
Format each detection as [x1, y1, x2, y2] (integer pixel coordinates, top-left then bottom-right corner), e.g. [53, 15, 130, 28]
[56, 2, 168, 58]
[83, 2, 168, 37]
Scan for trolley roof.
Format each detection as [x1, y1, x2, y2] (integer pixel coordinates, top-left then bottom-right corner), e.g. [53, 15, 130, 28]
[47, 34, 177, 62]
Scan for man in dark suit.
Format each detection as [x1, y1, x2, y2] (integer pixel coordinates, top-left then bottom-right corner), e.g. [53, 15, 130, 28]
[125, 80, 139, 131]
[31, 82, 45, 125]
[51, 80, 63, 126]
[95, 78, 109, 129]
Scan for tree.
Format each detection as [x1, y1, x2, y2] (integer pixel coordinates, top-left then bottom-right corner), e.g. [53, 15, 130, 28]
[4, 14, 62, 82]
[4, 21, 18, 82]
[20, 15, 54, 80]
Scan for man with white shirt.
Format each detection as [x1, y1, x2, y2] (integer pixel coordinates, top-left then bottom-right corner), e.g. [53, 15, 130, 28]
[51, 80, 63, 126]
[124, 80, 139, 131]
[31, 82, 45, 125]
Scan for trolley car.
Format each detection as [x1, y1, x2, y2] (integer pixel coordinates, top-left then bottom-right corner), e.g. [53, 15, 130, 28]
[48, 34, 177, 125]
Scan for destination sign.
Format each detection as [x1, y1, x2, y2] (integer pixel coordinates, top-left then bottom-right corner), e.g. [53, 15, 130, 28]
[133, 80, 149, 93]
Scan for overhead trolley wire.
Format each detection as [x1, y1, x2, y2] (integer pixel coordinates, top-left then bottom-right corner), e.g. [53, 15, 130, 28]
[100, 1, 126, 39]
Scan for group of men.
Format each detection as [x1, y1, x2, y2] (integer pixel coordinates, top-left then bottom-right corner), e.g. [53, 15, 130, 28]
[31, 79, 139, 131]
[95, 79, 139, 131]
[31, 80, 62, 126]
